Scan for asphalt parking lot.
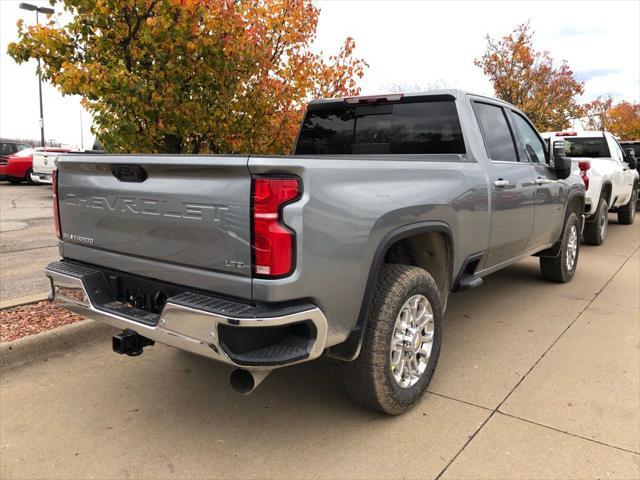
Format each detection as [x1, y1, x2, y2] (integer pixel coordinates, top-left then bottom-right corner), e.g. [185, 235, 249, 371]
[0, 184, 58, 302]
[0, 183, 638, 478]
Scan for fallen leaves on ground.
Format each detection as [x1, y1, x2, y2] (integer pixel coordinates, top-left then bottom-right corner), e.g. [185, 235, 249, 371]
[0, 301, 84, 342]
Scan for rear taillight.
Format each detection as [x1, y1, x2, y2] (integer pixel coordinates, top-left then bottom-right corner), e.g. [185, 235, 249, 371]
[578, 160, 590, 190]
[556, 132, 578, 136]
[251, 177, 301, 277]
[52, 169, 61, 239]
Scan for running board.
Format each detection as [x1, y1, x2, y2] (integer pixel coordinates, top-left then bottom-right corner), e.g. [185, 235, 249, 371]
[455, 272, 483, 291]
[452, 252, 485, 292]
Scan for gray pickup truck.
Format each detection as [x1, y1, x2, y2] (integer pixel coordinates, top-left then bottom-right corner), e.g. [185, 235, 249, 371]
[46, 90, 585, 414]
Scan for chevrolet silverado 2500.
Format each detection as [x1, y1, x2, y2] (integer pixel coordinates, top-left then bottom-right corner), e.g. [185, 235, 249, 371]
[542, 131, 638, 245]
[46, 90, 585, 414]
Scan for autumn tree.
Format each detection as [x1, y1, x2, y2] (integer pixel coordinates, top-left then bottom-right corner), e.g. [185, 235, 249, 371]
[475, 23, 584, 131]
[8, 0, 367, 154]
[583, 96, 640, 140]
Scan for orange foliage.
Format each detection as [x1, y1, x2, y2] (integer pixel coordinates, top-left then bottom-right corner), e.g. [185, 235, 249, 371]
[584, 97, 640, 140]
[475, 23, 584, 131]
[8, 0, 367, 154]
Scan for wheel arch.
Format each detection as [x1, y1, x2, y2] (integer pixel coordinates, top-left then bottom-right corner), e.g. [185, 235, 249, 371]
[327, 221, 453, 361]
[600, 181, 613, 205]
[538, 191, 585, 258]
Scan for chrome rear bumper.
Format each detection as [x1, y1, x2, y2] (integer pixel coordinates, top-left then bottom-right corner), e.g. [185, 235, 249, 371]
[46, 261, 328, 370]
[30, 172, 52, 184]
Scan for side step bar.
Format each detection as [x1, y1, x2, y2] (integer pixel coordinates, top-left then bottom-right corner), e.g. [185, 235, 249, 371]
[452, 253, 485, 292]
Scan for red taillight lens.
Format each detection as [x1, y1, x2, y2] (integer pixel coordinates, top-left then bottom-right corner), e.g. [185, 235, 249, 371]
[556, 132, 578, 137]
[52, 169, 61, 239]
[251, 177, 301, 277]
[578, 160, 590, 190]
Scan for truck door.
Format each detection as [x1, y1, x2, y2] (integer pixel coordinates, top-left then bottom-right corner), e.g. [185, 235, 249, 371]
[509, 110, 566, 248]
[610, 137, 634, 206]
[472, 101, 536, 267]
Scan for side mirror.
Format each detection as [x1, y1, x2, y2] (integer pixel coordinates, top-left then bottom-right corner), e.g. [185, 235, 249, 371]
[552, 140, 571, 178]
[625, 148, 638, 170]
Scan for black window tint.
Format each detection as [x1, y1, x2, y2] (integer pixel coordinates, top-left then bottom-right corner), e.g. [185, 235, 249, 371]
[295, 108, 354, 154]
[564, 138, 610, 158]
[0, 143, 14, 155]
[353, 102, 465, 154]
[295, 100, 465, 155]
[473, 103, 517, 162]
[511, 112, 545, 163]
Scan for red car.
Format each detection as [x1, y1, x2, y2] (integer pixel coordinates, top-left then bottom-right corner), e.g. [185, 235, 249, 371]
[0, 144, 70, 184]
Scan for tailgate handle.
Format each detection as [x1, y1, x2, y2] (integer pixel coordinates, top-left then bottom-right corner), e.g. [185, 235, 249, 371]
[111, 165, 147, 182]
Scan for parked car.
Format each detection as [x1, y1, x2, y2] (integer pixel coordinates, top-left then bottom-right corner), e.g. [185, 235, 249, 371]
[32, 141, 104, 184]
[31, 150, 67, 184]
[0, 140, 31, 183]
[45, 90, 586, 414]
[542, 131, 638, 245]
[0, 146, 71, 185]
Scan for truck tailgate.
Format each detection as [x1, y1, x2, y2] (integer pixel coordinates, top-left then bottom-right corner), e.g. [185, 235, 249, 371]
[57, 155, 252, 295]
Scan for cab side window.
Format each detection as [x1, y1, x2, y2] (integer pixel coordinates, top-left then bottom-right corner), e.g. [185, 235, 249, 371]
[511, 112, 546, 164]
[611, 139, 626, 164]
[473, 102, 518, 162]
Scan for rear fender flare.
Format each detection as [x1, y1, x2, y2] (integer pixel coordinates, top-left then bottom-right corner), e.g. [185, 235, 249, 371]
[327, 221, 453, 361]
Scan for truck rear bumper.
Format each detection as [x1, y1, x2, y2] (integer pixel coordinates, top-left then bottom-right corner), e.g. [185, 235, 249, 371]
[30, 171, 52, 184]
[45, 261, 328, 370]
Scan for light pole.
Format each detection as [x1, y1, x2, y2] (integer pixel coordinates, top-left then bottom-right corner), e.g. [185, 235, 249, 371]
[19, 2, 54, 147]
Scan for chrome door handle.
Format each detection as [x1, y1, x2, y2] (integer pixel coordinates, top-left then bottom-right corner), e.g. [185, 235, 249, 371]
[494, 179, 510, 188]
[535, 177, 550, 185]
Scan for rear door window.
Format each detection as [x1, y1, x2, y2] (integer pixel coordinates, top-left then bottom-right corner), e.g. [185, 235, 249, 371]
[472, 102, 518, 162]
[295, 99, 465, 155]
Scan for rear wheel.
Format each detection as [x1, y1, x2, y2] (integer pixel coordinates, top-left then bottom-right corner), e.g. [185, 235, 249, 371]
[24, 169, 36, 185]
[540, 212, 580, 283]
[617, 188, 637, 225]
[342, 264, 442, 415]
[583, 198, 608, 245]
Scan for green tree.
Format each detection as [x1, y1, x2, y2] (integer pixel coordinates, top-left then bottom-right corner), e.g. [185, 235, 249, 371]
[475, 23, 584, 131]
[8, 0, 367, 153]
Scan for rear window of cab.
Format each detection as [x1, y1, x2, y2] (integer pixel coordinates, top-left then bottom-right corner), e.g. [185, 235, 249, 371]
[564, 137, 611, 158]
[295, 97, 465, 155]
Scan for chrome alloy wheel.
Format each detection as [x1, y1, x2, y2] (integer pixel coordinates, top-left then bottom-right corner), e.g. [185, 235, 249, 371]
[599, 205, 608, 239]
[389, 294, 434, 388]
[566, 224, 578, 271]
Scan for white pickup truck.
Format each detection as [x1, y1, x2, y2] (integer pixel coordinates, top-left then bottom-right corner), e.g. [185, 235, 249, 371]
[30, 149, 71, 184]
[542, 131, 638, 245]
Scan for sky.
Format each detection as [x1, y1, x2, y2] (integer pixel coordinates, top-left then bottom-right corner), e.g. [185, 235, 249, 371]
[1, 0, 639, 147]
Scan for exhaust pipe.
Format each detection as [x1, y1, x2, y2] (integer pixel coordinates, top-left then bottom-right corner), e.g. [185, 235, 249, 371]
[229, 368, 270, 395]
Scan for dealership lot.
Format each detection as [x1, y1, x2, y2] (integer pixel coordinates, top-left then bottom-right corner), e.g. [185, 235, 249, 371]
[0, 183, 638, 479]
[0, 184, 57, 302]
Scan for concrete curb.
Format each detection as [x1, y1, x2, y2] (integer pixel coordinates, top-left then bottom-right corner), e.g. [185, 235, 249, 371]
[0, 292, 50, 310]
[0, 319, 117, 371]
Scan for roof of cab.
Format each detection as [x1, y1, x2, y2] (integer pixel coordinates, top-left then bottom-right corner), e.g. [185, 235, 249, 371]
[308, 89, 516, 108]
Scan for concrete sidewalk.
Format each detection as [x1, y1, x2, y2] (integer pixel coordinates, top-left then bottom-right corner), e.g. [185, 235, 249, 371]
[1, 214, 638, 479]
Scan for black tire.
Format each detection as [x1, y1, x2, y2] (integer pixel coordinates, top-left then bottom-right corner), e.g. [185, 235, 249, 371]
[341, 264, 443, 415]
[7, 178, 22, 184]
[540, 212, 581, 283]
[24, 169, 36, 185]
[617, 188, 637, 225]
[582, 198, 608, 245]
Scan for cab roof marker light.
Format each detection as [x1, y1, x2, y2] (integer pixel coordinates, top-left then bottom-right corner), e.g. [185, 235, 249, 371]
[344, 94, 404, 105]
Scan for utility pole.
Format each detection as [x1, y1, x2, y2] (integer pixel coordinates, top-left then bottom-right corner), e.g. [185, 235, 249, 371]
[19, 3, 54, 147]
